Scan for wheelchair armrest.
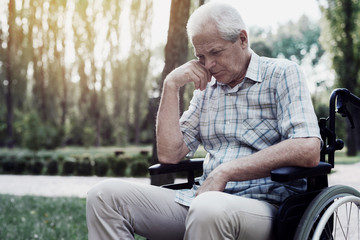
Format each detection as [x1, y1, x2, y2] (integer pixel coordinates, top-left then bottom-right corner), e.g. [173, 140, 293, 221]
[271, 162, 332, 183]
[148, 158, 204, 175]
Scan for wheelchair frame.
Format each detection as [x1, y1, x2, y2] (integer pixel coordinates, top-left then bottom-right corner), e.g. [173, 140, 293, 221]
[149, 88, 360, 240]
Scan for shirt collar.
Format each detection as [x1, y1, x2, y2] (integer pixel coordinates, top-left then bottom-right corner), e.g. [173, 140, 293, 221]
[245, 50, 263, 83]
[210, 50, 262, 89]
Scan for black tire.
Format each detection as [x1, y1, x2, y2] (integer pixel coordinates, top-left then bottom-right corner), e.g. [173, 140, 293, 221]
[294, 185, 360, 240]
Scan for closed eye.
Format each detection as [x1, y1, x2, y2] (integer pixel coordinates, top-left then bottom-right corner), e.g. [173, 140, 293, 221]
[211, 50, 222, 56]
[196, 55, 205, 65]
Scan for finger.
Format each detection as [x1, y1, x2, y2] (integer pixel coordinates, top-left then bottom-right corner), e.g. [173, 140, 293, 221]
[194, 60, 212, 82]
[190, 74, 200, 90]
[184, 66, 204, 90]
[191, 64, 211, 90]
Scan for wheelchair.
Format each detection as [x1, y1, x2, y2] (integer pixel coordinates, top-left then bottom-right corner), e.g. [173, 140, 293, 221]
[149, 88, 360, 240]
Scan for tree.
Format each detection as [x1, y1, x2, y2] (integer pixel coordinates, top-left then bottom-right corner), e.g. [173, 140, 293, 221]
[272, 15, 325, 65]
[150, 0, 191, 186]
[128, 0, 153, 145]
[319, 0, 360, 156]
[4, 0, 15, 148]
[72, 0, 109, 146]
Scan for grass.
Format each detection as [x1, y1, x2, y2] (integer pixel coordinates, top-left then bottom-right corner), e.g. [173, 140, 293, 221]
[0, 195, 87, 240]
[0, 194, 146, 240]
[334, 149, 360, 164]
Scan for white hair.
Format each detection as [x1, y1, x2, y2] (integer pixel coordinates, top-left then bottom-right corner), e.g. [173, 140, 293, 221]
[187, 2, 248, 44]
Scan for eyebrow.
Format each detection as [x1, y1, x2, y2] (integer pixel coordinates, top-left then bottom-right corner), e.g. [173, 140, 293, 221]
[194, 46, 223, 57]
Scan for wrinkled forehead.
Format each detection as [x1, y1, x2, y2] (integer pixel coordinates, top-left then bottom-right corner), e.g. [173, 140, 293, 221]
[191, 25, 229, 54]
[191, 24, 221, 45]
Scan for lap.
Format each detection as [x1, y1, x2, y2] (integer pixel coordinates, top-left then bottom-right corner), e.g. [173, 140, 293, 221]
[88, 179, 188, 240]
[88, 181, 277, 240]
[186, 191, 277, 240]
[191, 191, 277, 215]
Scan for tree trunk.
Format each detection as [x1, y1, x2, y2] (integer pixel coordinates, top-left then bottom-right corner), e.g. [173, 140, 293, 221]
[60, 38, 67, 129]
[150, 0, 191, 186]
[5, 0, 15, 148]
[346, 104, 360, 156]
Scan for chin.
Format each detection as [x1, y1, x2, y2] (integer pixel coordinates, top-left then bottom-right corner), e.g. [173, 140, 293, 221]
[214, 75, 227, 84]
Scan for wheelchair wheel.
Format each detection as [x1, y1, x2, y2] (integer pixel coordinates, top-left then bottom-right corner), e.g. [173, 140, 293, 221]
[294, 185, 360, 240]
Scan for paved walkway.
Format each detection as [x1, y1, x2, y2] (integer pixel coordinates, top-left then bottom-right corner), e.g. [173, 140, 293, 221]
[0, 162, 359, 198]
[0, 175, 150, 198]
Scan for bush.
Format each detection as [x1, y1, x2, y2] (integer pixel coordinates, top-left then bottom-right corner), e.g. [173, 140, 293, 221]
[22, 112, 45, 152]
[77, 156, 93, 176]
[94, 157, 109, 177]
[130, 160, 149, 177]
[62, 157, 77, 175]
[112, 157, 128, 177]
[30, 160, 44, 175]
[83, 127, 95, 148]
[14, 157, 27, 174]
[0, 155, 4, 173]
[2, 156, 16, 173]
[47, 159, 58, 175]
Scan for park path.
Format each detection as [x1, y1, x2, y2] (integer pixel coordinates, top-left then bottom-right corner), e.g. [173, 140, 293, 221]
[0, 175, 150, 198]
[0, 162, 359, 198]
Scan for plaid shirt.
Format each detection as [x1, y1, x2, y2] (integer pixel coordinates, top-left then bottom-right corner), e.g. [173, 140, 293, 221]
[175, 51, 321, 207]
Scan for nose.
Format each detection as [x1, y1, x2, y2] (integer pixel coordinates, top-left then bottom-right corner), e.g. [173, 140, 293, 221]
[204, 58, 216, 70]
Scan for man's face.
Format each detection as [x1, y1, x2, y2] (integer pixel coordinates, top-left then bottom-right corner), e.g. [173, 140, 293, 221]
[192, 24, 251, 88]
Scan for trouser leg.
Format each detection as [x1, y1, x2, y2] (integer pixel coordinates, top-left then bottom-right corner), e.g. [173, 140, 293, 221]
[184, 191, 278, 240]
[86, 179, 188, 240]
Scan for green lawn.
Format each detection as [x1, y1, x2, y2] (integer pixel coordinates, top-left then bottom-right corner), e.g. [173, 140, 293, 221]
[0, 195, 87, 240]
[0, 195, 146, 240]
[334, 149, 360, 164]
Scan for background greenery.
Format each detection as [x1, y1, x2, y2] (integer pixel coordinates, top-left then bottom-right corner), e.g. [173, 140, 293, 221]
[0, 146, 155, 177]
[0, 194, 146, 240]
[1, 0, 360, 156]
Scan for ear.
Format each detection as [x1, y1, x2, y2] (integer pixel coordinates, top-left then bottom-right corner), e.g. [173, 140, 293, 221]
[238, 30, 249, 49]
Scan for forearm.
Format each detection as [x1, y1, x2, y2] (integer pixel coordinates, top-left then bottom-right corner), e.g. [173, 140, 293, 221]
[156, 81, 189, 164]
[219, 137, 321, 182]
[156, 60, 211, 163]
[196, 137, 321, 196]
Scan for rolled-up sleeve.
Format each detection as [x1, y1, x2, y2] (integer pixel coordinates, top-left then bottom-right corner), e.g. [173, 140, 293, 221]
[275, 63, 320, 140]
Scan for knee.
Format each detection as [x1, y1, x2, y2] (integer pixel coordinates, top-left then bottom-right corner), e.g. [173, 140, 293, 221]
[186, 192, 228, 225]
[86, 179, 121, 210]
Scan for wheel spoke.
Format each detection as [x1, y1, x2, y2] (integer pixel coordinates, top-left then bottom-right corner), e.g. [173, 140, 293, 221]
[335, 208, 347, 238]
[345, 202, 353, 238]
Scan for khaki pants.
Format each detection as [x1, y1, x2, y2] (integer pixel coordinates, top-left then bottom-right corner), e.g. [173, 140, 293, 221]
[86, 179, 277, 240]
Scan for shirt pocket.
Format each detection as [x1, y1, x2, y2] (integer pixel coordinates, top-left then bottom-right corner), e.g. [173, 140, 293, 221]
[241, 119, 280, 151]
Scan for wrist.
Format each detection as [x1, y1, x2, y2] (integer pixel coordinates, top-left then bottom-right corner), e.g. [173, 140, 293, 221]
[214, 163, 231, 183]
[164, 74, 181, 92]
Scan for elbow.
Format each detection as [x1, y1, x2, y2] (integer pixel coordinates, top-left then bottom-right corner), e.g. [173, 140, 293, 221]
[157, 145, 185, 164]
[157, 141, 189, 164]
[302, 138, 321, 168]
[157, 152, 178, 164]
[305, 154, 320, 168]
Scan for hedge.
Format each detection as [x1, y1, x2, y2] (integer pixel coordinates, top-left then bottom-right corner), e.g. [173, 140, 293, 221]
[0, 153, 150, 177]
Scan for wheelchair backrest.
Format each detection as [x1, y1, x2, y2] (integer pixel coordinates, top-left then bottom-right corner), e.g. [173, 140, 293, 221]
[319, 88, 360, 167]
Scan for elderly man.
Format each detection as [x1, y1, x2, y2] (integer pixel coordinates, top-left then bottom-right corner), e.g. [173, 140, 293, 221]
[86, 2, 321, 240]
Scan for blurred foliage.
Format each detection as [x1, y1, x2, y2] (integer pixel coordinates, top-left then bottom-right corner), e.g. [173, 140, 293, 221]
[0, 0, 154, 149]
[1, 0, 359, 156]
[0, 146, 152, 177]
[249, 15, 324, 65]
